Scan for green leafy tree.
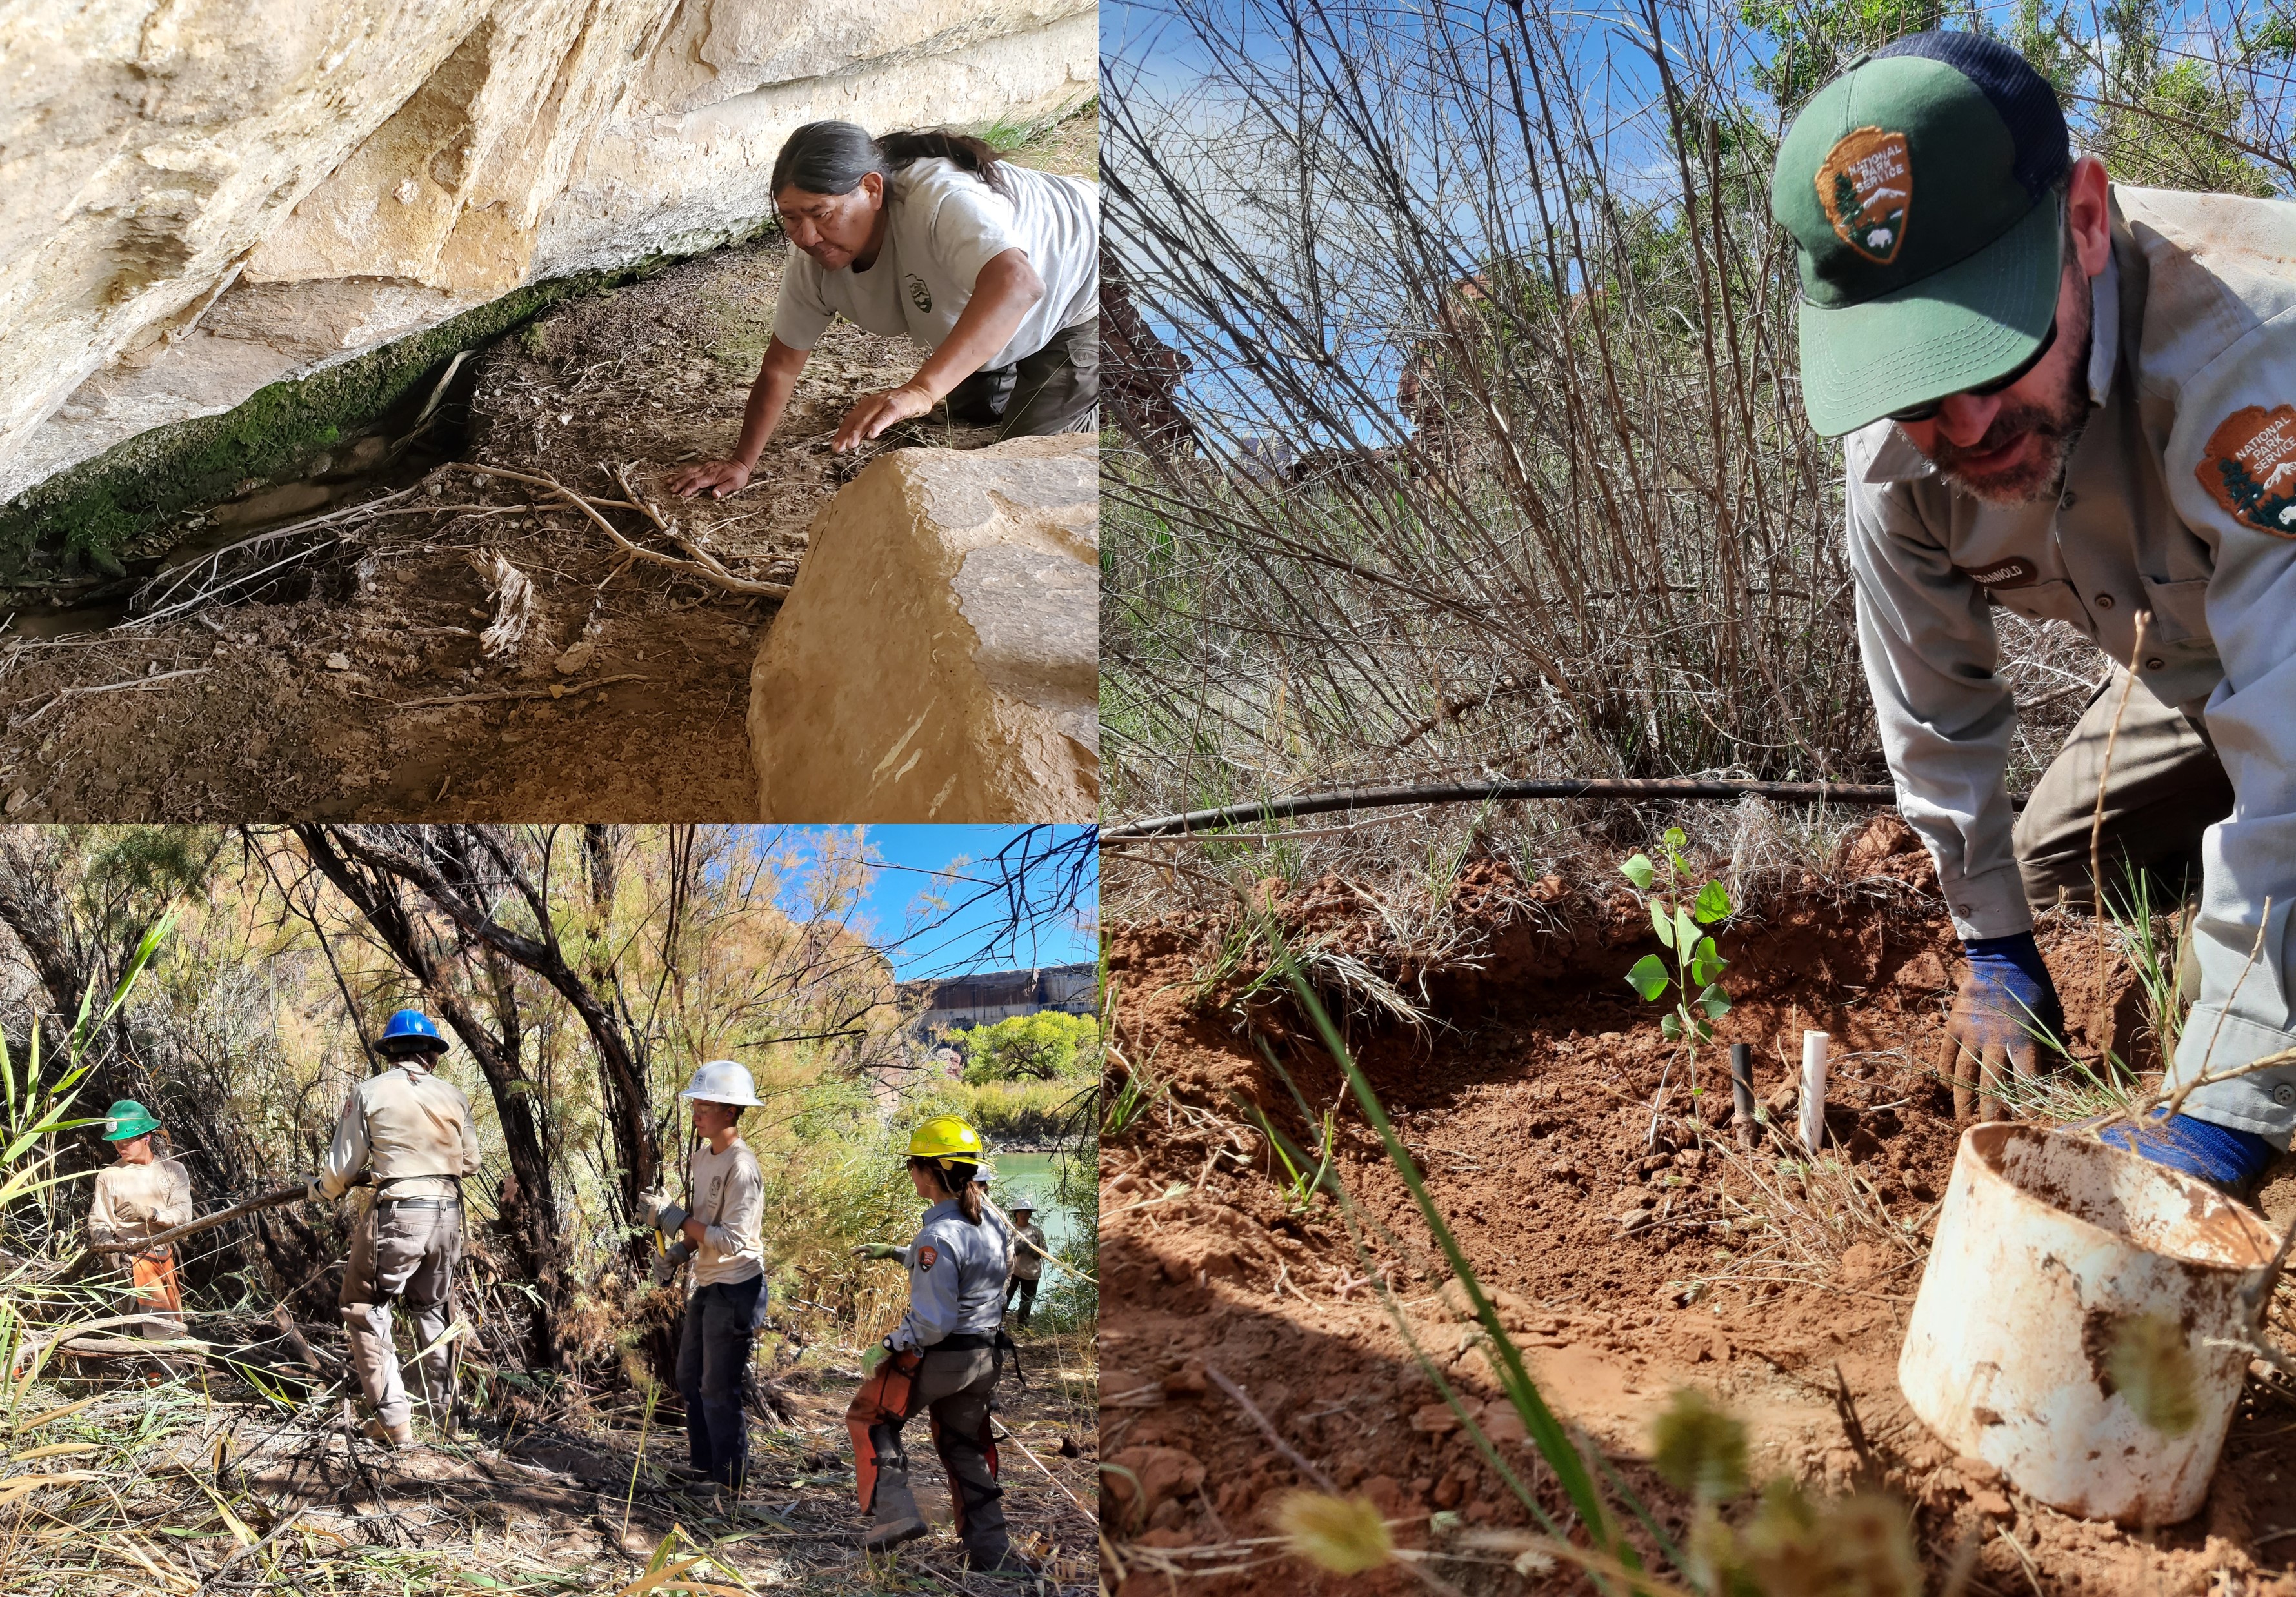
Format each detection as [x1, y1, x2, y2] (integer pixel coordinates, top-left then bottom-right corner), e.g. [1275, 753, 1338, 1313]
[1739, 0, 1953, 110]
[946, 1010, 1099, 1083]
[1622, 828, 1734, 1116]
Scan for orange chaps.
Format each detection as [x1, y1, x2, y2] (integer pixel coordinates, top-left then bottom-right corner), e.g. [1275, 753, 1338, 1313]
[846, 1345, 1006, 1566]
[130, 1247, 183, 1333]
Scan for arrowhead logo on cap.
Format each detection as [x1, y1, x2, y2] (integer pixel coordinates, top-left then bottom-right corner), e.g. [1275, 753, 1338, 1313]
[1816, 127, 1912, 264]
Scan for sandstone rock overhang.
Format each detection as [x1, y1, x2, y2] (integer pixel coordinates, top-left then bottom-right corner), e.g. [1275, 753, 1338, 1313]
[1, 0, 1095, 514]
[749, 434, 1097, 823]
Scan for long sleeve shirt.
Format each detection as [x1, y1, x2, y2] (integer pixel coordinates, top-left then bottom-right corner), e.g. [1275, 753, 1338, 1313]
[1007, 1221, 1050, 1281]
[318, 1063, 481, 1201]
[87, 1158, 193, 1250]
[890, 1198, 1010, 1352]
[684, 1136, 764, 1289]
[1846, 183, 2296, 1141]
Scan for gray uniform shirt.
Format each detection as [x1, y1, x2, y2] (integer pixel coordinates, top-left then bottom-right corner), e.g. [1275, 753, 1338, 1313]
[1846, 183, 2296, 1140]
[890, 1198, 1010, 1352]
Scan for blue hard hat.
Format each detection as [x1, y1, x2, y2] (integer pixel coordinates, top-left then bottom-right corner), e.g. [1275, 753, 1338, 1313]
[376, 1009, 446, 1056]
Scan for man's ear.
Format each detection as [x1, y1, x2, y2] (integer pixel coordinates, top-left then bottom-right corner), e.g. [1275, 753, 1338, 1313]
[2068, 155, 2113, 277]
[861, 170, 885, 208]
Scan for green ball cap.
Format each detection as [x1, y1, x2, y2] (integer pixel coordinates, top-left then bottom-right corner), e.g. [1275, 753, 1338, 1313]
[103, 1099, 161, 1141]
[1772, 41, 2068, 437]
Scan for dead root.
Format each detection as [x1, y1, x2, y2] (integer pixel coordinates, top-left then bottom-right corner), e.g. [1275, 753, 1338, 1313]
[452, 462, 790, 599]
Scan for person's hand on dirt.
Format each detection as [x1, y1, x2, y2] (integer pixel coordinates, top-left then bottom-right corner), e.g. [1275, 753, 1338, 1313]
[666, 459, 751, 500]
[833, 384, 934, 451]
[853, 1242, 908, 1263]
[1933, 932, 2064, 1120]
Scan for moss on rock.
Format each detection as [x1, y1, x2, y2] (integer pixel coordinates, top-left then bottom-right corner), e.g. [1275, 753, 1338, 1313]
[0, 246, 730, 577]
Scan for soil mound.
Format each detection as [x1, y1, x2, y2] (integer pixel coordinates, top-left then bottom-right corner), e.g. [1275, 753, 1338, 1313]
[1101, 865, 2296, 1594]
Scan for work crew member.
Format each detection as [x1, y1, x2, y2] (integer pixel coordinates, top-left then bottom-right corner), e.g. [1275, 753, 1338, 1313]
[306, 1009, 481, 1448]
[846, 1115, 1021, 1572]
[639, 1059, 768, 1499]
[1772, 34, 2296, 1189]
[664, 121, 1099, 501]
[86, 1100, 194, 1341]
[1003, 1200, 1047, 1332]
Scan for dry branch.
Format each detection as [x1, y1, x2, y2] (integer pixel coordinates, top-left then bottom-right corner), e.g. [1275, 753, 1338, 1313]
[451, 463, 788, 598]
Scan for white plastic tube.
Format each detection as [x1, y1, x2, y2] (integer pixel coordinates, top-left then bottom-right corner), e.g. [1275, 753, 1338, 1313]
[1798, 1030, 1830, 1154]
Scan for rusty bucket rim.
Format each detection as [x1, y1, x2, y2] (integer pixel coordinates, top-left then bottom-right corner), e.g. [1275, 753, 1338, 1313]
[1956, 1120, 2279, 1276]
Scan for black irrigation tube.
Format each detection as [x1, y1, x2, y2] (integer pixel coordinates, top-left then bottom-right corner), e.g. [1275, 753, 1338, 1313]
[1101, 778, 1901, 841]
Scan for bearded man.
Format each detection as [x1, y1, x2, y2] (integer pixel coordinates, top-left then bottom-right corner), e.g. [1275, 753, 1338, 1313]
[1772, 31, 2296, 1189]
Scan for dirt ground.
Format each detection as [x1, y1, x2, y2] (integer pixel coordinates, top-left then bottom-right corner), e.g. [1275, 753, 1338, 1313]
[1099, 819, 2296, 1596]
[0, 108, 1093, 821]
[20, 1322, 1097, 1594]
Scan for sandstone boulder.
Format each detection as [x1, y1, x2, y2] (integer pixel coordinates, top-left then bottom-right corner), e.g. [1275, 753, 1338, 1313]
[0, 0, 1095, 505]
[748, 434, 1095, 821]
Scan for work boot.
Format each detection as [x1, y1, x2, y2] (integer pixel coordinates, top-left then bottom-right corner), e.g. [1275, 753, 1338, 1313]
[863, 1514, 929, 1552]
[968, 1551, 1036, 1577]
[363, 1416, 415, 1450]
[664, 1463, 714, 1486]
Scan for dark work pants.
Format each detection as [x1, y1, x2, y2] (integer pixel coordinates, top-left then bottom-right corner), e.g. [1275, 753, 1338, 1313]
[846, 1345, 1008, 1567]
[946, 319, 1100, 439]
[677, 1275, 763, 1489]
[1004, 1275, 1037, 1327]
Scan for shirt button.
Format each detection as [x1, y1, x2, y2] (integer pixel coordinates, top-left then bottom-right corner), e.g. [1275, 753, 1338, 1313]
[2061, 489, 2078, 510]
[2095, 593, 2115, 610]
[2146, 658, 2165, 671]
[2275, 1085, 2296, 1108]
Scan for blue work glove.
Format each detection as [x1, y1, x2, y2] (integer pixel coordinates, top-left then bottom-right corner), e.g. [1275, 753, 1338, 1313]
[1935, 933, 2064, 1120]
[2095, 1110, 2275, 1193]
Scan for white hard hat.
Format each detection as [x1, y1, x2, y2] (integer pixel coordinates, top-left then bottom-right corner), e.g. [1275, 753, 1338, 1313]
[680, 1058, 763, 1108]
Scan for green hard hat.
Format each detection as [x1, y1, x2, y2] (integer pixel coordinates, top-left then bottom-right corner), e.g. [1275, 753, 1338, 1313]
[103, 1100, 161, 1141]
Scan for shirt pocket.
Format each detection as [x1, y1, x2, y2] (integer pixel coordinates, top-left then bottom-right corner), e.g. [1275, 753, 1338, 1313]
[2138, 574, 2211, 645]
[1991, 578, 2084, 626]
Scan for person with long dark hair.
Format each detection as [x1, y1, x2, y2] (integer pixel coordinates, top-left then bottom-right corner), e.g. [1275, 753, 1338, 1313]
[666, 123, 1097, 500]
[843, 1114, 1023, 1572]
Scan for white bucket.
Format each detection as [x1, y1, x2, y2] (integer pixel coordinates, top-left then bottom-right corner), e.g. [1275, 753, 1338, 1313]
[1898, 1122, 2279, 1525]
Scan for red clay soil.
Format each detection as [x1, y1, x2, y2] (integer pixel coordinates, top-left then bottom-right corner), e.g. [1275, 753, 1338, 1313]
[1099, 818, 2296, 1596]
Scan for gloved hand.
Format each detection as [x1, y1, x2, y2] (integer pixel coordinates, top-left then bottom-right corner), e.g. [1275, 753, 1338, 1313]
[853, 1242, 908, 1263]
[654, 1201, 690, 1238]
[301, 1173, 328, 1203]
[1933, 932, 2064, 1120]
[2095, 1110, 2276, 1193]
[637, 1187, 667, 1226]
[649, 1238, 694, 1286]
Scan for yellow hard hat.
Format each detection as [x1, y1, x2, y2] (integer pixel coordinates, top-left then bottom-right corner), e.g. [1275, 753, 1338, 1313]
[909, 1114, 984, 1164]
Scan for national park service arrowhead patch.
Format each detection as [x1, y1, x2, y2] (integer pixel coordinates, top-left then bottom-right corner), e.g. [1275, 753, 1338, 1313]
[915, 1244, 938, 1269]
[1817, 126, 1912, 265]
[2198, 404, 2296, 537]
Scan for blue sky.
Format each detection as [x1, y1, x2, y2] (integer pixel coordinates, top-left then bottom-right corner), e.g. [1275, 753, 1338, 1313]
[777, 825, 1097, 980]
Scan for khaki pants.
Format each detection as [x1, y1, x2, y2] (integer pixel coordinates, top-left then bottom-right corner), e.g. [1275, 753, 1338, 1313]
[339, 1200, 461, 1429]
[2014, 666, 2233, 916]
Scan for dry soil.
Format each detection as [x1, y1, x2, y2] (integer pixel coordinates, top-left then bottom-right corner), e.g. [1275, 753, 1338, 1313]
[1100, 818, 2296, 1596]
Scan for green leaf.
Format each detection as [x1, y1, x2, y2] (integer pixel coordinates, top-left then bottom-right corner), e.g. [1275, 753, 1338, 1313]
[1621, 854, 1655, 890]
[1651, 902, 1675, 949]
[1693, 879, 1732, 924]
[1675, 907, 1698, 956]
[1663, 827, 1687, 850]
[1627, 954, 1670, 1001]
[1699, 983, 1732, 1019]
[1695, 1018, 1713, 1041]
[1661, 1013, 1683, 1040]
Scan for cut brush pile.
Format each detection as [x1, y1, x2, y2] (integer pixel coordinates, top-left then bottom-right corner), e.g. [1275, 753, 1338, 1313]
[1099, 826, 2296, 1594]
